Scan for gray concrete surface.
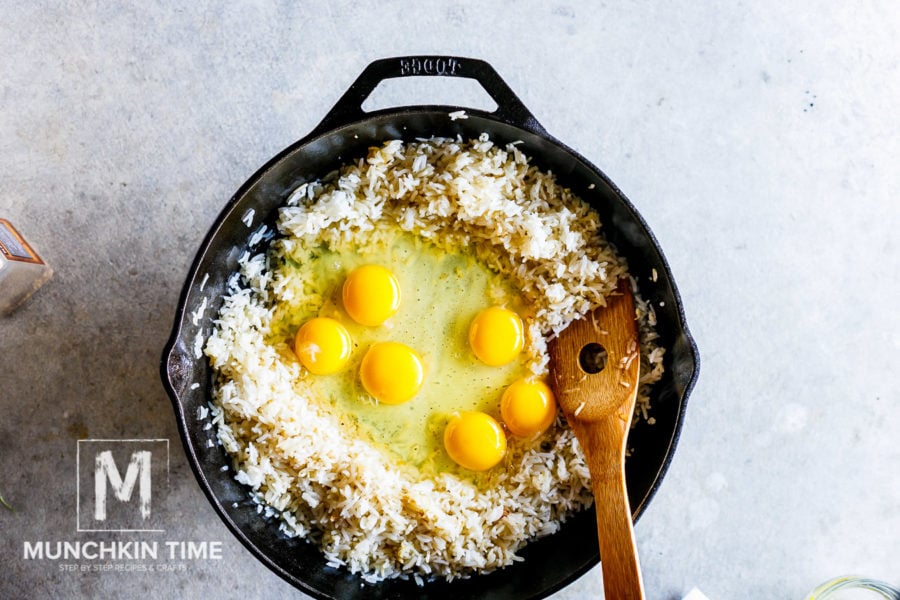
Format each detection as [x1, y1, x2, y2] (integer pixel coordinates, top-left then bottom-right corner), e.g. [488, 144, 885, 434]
[2, 2, 898, 599]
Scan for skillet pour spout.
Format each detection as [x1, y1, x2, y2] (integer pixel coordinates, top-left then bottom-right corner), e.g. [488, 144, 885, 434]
[161, 55, 699, 600]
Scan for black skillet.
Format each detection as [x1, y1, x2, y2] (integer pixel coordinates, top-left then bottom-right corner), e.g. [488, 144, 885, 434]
[161, 55, 700, 600]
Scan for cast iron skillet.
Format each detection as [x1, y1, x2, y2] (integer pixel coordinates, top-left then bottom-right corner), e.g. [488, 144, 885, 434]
[161, 55, 699, 600]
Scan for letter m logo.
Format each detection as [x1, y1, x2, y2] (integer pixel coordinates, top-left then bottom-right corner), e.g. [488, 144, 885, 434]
[77, 439, 168, 532]
[94, 450, 151, 521]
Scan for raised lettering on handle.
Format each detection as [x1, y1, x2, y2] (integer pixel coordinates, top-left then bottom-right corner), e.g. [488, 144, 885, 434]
[398, 56, 462, 77]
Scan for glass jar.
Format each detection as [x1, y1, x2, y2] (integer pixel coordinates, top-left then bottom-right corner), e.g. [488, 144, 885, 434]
[805, 575, 900, 600]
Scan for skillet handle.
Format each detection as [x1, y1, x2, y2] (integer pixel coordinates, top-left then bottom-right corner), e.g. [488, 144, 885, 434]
[310, 55, 548, 137]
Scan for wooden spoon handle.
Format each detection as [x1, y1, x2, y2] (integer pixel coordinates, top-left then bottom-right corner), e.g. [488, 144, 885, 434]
[572, 417, 646, 600]
[548, 278, 645, 598]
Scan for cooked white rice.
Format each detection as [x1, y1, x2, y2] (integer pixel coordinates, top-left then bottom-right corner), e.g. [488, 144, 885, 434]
[205, 135, 664, 582]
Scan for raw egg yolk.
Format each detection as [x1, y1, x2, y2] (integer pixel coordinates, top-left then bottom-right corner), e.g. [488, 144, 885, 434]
[359, 342, 424, 405]
[294, 317, 352, 375]
[500, 378, 557, 437]
[468, 306, 525, 366]
[443, 411, 507, 471]
[342, 264, 401, 326]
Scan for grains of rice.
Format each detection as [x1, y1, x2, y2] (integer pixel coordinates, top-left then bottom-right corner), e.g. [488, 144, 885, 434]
[205, 135, 664, 582]
[191, 296, 208, 326]
[192, 330, 204, 359]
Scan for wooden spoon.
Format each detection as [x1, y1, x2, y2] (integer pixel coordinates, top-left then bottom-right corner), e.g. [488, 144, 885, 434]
[548, 278, 645, 599]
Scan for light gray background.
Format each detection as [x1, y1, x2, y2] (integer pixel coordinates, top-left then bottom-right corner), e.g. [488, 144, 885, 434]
[2, 2, 897, 599]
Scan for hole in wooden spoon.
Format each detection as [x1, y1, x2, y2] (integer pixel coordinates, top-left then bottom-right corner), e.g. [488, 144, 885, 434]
[578, 342, 608, 374]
